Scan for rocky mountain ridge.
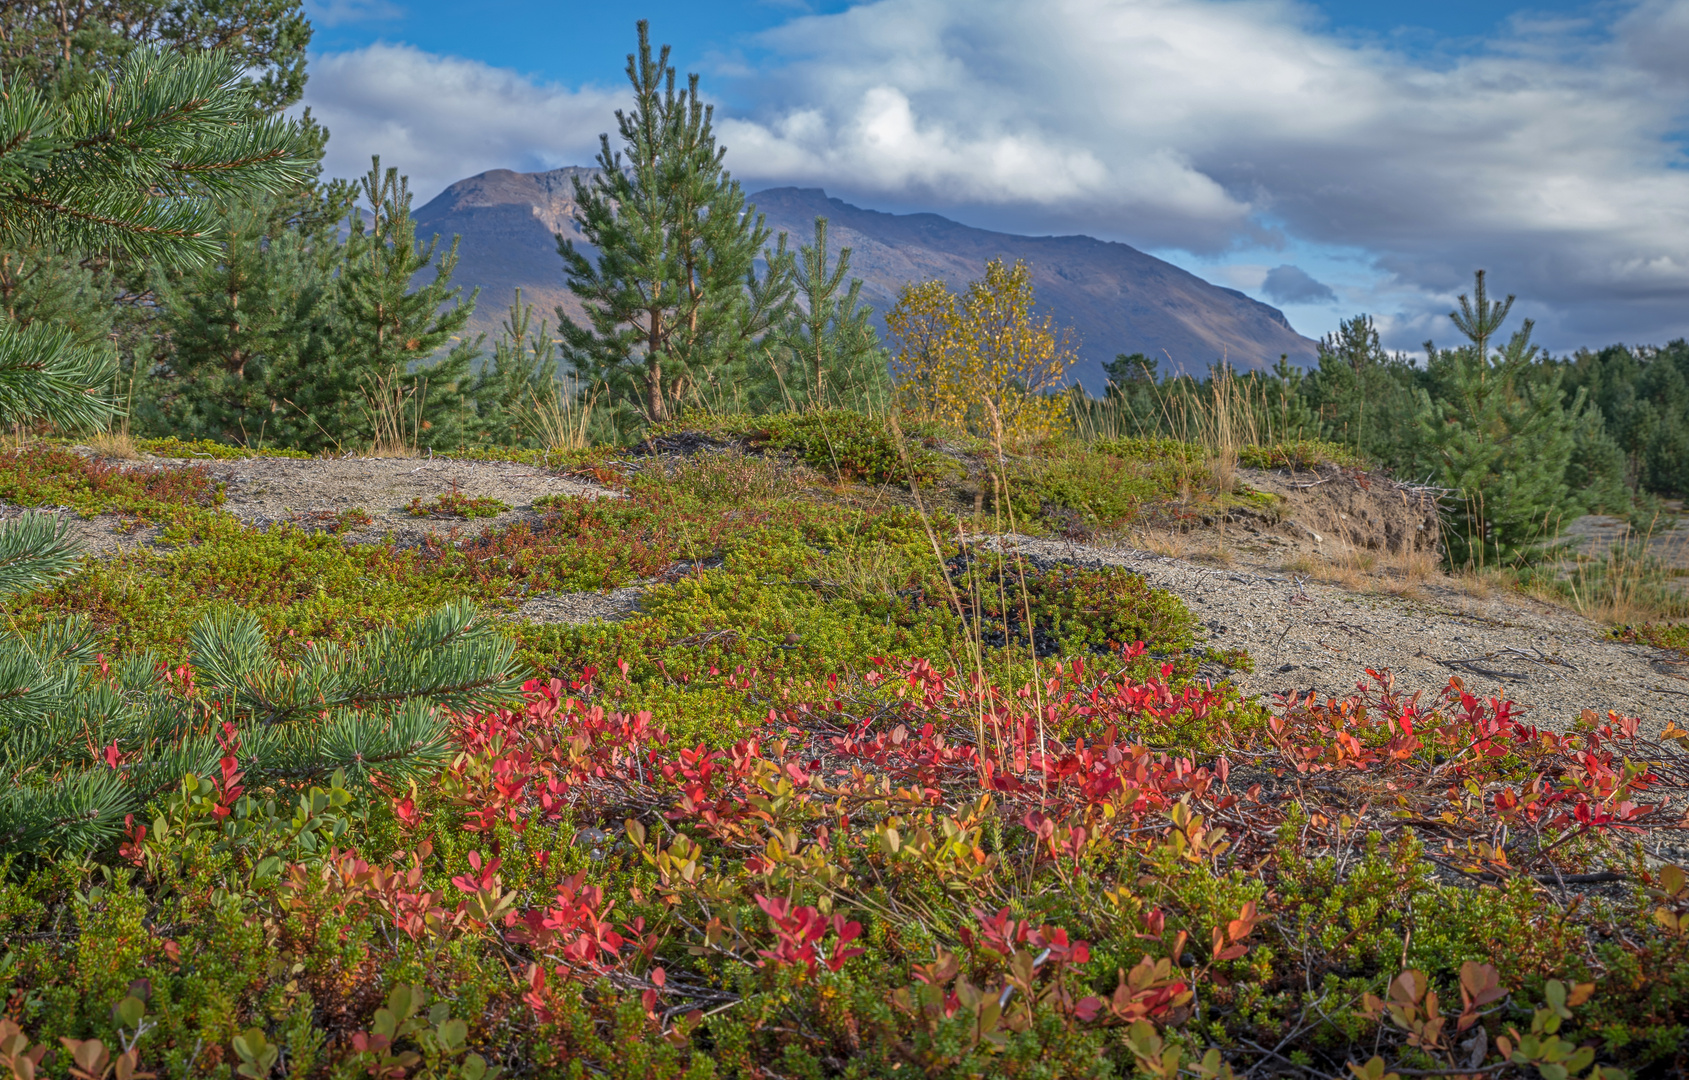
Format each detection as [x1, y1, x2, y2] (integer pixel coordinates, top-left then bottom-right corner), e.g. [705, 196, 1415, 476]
[413, 167, 1320, 388]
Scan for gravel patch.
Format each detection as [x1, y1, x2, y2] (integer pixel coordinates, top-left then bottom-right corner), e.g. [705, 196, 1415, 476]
[513, 586, 646, 626]
[987, 533, 1689, 736]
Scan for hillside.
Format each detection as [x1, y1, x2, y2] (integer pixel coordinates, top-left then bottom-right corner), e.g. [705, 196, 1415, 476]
[413, 168, 1319, 387]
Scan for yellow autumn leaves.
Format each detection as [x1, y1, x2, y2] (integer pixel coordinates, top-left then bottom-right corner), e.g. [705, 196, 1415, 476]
[886, 259, 1076, 446]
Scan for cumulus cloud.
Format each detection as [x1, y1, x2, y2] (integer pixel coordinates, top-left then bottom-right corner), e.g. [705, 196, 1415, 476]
[713, 0, 1689, 348]
[303, 0, 402, 28]
[301, 45, 621, 203]
[299, 0, 1689, 349]
[1261, 265, 1337, 306]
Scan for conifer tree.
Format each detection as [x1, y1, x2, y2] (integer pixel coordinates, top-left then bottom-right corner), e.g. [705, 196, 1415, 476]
[0, 0, 312, 112]
[763, 217, 887, 410]
[559, 21, 793, 424]
[323, 159, 481, 451]
[1415, 271, 1595, 566]
[472, 289, 564, 447]
[154, 194, 342, 446]
[1302, 314, 1422, 466]
[0, 46, 306, 433]
[0, 589, 526, 855]
[0, 49, 511, 859]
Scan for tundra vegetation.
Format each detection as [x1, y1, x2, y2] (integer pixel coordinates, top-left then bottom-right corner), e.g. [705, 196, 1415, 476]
[1, 8, 1688, 1080]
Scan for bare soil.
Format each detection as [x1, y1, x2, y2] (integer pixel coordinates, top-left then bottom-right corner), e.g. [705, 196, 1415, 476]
[44, 452, 619, 556]
[982, 464, 1687, 736]
[1562, 503, 1689, 569]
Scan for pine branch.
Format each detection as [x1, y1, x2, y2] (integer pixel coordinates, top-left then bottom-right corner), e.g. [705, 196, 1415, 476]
[0, 512, 84, 600]
[0, 768, 133, 854]
[0, 318, 117, 429]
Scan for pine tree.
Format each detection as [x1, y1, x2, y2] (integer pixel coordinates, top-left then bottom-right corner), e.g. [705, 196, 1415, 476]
[154, 194, 342, 446]
[472, 289, 564, 447]
[326, 158, 481, 451]
[0, 47, 307, 433]
[1302, 314, 1422, 467]
[762, 217, 887, 410]
[0, 0, 312, 112]
[1415, 271, 1602, 566]
[0, 49, 506, 859]
[559, 21, 793, 424]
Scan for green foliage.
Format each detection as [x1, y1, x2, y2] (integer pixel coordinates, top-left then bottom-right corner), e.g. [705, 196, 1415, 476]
[409, 491, 512, 519]
[0, 512, 80, 598]
[1300, 315, 1423, 467]
[959, 556, 1197, 659]
[1560, 339, 1689, 497]
[560, 21, 793, 425]
[1237, 438, 1362, 470]
[1615, 622, 1689, 657]
[0, 444, 221, 519]
[0, 47, 307, 272]
[0, 414, 1684, 1077]
[134, 434, 312, 460]
[0, 0, 313, 114]
[470, 289, 566, 448]
[0, 46, 308, 432]
[0, 598, 525, 855]
[326, 159, 481, 451]
[1414, 272, 1605, 567]
[152, 191, 345, 448]
[755, 410, 947, 485]
[759, 217, 889, 412]
[1001, 441, 1198, 532]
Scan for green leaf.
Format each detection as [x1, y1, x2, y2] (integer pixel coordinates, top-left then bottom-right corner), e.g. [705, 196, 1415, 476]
[115, 995, 145, 1028]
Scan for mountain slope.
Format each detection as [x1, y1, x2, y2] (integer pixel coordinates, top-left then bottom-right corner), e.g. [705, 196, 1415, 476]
[413, 169, 1319, 388]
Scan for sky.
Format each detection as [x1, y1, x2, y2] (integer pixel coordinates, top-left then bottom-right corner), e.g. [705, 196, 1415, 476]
[297, 0, 1689, 355]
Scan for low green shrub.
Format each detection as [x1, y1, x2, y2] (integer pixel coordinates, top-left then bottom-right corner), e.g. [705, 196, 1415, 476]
[1239, 438, 1364, 470]
[409, 491, 512, 519]
[0, 445, 223, 520]
[135, 436, 313, 460]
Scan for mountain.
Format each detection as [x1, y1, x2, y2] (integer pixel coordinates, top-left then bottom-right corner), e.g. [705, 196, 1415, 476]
[413, 168, 1319, 389]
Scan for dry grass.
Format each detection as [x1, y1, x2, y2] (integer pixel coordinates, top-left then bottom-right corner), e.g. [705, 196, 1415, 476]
[1188, 545, 1237, 568]
[85, 429, 139, 460]
[1130, 528, 1198, 560]
[1276, 539, 1441, 599]
[362, 373, 424, 458]
[525, 378, 599, 452]
[805, 544, 910, 604]
[1539, 530, 1689, 624]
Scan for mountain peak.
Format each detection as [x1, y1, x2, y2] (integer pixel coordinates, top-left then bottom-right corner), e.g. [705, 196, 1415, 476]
[414, 168, 1318, 385]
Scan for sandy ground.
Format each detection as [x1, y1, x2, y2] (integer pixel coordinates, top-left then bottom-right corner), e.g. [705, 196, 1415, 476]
[1562, 504, 1689, 569]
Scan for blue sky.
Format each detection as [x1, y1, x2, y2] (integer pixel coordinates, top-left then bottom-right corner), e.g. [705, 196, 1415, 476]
[307, 1, 1605, 82]
[299, 0, 1689, 353]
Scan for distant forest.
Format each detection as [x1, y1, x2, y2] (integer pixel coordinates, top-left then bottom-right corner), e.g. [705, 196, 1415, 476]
[1103, 318, 1689, 503]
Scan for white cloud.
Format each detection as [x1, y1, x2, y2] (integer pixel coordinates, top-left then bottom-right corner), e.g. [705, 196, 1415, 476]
[716, 0, 1689, 348]
[300, 44, 621, 203]
[299, 1, 1689, 349]
[303, 0, 403, 29]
